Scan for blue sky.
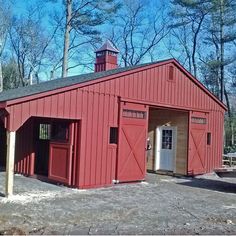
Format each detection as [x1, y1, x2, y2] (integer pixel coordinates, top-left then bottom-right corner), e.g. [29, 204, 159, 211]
[11, 0, 173, 78]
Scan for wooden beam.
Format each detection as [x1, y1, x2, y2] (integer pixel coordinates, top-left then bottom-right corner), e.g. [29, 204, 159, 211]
[5, 131, 16, 197]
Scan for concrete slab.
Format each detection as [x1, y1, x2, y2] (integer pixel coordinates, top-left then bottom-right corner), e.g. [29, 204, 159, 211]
[0, 172, 235, 235]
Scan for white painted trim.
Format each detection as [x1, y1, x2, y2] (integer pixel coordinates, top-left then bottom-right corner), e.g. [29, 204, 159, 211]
[154, 127, 161, 171]
[173, 127, 177, 173]
[5, 131, 16, 197]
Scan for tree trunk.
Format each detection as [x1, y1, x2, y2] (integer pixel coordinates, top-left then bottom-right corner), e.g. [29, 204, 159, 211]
[61, 0, 72, 78]
[0, 60, 3, 92]
[220, 0, 224, 102]
[224, 86, 232, 146]
[224, 86, 231, 118]
[232, 122, 235, 145]
[0, 39, 3, 92]
[192, 14, 205, 78]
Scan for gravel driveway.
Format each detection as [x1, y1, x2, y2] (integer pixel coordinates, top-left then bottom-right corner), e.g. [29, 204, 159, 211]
[0, 172, 235, 235]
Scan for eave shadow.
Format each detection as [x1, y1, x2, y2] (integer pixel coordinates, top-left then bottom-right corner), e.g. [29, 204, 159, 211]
[177, 178, 236, 194]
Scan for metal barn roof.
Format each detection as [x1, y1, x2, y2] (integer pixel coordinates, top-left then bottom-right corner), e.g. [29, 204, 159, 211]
[0, 61, 158, 102]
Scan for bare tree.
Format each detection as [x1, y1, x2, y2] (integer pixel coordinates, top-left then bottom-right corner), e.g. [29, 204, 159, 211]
[9, 5, 58, 87]
[0, 1, 11, 92]
[168, 0, 209, 78]
[109, 0, 169, 67]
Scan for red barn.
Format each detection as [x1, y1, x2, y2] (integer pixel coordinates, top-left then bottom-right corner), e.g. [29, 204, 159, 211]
[0, 40, 226, 195]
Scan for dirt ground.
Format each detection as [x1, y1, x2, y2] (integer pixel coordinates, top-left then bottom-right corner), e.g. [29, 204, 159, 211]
[0, 171, 235, 235]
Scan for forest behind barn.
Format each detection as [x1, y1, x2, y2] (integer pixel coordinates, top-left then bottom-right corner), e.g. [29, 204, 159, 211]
[0, 0, 235, 151]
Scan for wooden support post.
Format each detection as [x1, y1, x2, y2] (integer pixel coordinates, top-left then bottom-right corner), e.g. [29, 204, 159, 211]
[5, 131, 16, 197]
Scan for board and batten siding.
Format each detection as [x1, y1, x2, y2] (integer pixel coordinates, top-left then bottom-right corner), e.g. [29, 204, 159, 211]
[5, 61, 225, 187]
[8, 90, 119, 188]
[14, 118, 34, 176]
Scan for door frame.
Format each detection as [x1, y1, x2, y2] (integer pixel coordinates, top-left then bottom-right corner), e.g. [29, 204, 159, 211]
[154, 126, 177, 172]
[33, 118, 80, 186]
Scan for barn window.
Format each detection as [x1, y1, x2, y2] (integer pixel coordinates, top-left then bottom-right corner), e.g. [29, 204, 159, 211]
[162, 130, 173, 149]
[108, 51, 116, 56]
[168, 65, 174, 81]
[123, 109, 146, 119]
[207, 132, 211, 145]
[51, 122, 69, 142]
[191, 117, 207, 124]
[96, 51, 105, 57]
[39, 124, 51, 140]
[110, 127, 118, 144]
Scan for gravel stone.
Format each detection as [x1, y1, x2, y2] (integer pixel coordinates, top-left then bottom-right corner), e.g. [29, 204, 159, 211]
[0, 172, 235, 235]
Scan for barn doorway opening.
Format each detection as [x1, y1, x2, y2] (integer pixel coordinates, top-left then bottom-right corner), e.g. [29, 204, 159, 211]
[13, 118, 79, 186]
[34, 118, 78, 186]
[147, 108, 189, 175]
[35, 121, 52, 176]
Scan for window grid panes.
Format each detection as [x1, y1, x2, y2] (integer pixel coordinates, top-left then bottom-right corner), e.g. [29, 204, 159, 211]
[162, 130, 172, 149]
[123, 109, 146, 119]
[39, 124, 51, 140]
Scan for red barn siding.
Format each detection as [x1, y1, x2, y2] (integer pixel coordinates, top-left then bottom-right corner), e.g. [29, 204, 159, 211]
[80, 63, 224, 115]
[11, 91, 118, 188]
[14, 118, 34, 176]
[4, 60, 225, 188]
[76, 92, 118, 188]
[78, 62, 225, 174]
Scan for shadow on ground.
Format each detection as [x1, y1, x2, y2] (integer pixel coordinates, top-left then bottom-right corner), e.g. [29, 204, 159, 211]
[0, 168, 4, 197]
[177, 178, 236, 194]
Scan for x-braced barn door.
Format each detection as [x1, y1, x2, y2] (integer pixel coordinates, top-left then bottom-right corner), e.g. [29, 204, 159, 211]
[188, 112, 207, 175]
[48, 121, 75, 185]
[116, 102, 148, 182]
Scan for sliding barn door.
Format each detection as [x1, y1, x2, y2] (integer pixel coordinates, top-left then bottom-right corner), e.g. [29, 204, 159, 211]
[116, 102, 148, 182]
[188, 112, 207, 175]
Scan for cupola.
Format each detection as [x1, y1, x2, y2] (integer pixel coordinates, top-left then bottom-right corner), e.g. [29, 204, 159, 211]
[95, 40, 119, 72]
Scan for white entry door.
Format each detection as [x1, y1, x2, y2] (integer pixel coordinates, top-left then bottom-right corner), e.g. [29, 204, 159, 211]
[154, 126, 177, 171]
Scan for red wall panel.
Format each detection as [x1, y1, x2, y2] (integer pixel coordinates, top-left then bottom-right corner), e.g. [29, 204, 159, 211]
[76, 92, 118, 188]
[14, 118, 35, 176]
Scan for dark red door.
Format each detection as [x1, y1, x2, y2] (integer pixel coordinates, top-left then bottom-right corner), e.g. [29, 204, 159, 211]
[116, 102, 148, 182]
[188, 112, 207, 175]
[48, 121, 74, 185]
